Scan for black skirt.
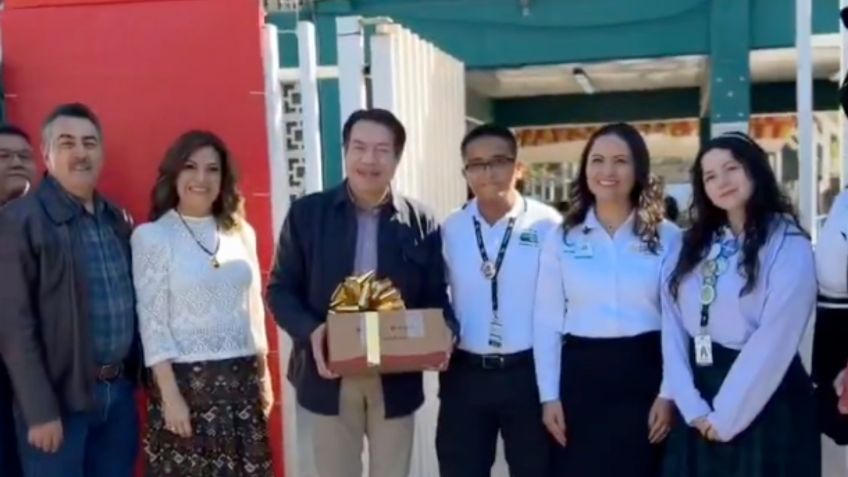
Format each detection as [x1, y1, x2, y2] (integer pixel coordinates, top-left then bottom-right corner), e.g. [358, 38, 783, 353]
[553, 331, 664, 477]
[662, 341, 820, 477]
[813, 300, 848, 444]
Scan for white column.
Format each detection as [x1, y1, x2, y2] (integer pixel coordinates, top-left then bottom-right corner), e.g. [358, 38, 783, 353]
[297, 20, 324, 194]
[796, 0, 816, 239]
[336, 16, 367, 127]
[262, 23, 302, 477]
[263, 24, 288, 237]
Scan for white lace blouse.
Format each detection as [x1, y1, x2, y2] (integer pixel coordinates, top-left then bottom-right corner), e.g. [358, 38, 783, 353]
[131, 210, 268, 367]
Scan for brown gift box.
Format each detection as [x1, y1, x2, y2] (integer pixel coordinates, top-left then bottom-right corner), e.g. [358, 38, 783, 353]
[327, 308, 452, 376]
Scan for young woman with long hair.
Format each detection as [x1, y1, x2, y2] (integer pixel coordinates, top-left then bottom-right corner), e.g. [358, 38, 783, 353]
[661, 132, 819, 476]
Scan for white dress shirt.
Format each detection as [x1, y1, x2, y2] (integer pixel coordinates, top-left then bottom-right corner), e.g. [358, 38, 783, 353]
[533, 208, 681, 402]
[817, 190, 848, 300]
[443, 196, 561, 355]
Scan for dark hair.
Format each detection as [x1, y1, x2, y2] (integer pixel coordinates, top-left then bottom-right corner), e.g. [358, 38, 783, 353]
[42, 102, 103, 141]
[460, 124, 518, 157]
[342, 109, 406, 157]
[150, 130, 244, 231]
[0, 124, 32, 144]
[668, 132, 804, 297]
[564, 122, 665, 253]
[664, 195, 680, 222]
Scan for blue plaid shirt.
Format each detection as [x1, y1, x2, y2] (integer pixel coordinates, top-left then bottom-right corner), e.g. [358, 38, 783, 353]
[49, 177, 136, 365]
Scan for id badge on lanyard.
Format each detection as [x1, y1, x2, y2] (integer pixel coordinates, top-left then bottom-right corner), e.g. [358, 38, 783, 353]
[473, 212, 521, 350]
[695, 234, 736, 368]
[694, 332, 714, 367]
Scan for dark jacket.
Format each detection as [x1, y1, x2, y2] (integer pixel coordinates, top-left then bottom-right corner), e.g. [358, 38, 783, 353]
[0, 176, 141, 426]
[267, 182, 457, 418]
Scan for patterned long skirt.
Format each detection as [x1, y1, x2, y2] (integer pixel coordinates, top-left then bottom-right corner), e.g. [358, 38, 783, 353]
[144, 356, 273, 477]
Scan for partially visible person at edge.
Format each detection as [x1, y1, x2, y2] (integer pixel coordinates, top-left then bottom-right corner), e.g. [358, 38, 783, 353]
[438, 124, 560, 477]
[266, 108, 458, 477]
[664, 195, 680, 223]
[534, 122, 678, 477]
[0, 123, 37, 477]
[661, 132, 819, 477]
[0, 103, 142, 477]
[131, 131, 273, 477]
[811, 5, 848, 446]
[0, 124, 36, 207]
[815, 184, 848, 446]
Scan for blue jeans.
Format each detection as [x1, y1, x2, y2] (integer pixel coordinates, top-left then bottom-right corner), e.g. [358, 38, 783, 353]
[15, 378, 139, 477]
[0, 365, 21, 477]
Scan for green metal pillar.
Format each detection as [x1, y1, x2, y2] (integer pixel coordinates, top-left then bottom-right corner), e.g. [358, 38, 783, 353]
[313, 1, 352, 188]
[315, 13, 344, 187]
[704, 0, 751, 141]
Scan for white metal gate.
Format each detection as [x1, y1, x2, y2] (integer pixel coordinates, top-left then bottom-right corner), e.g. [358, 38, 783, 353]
[369, 22, 468, 220]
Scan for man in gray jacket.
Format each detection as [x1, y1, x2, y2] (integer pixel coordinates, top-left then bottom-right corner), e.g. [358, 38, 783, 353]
[0, 104, 141, 477]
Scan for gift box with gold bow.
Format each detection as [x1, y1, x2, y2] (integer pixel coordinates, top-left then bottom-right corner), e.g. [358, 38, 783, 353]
[326, 271, 452, 376]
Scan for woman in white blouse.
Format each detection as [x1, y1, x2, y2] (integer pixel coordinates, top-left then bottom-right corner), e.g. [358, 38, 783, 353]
[534, 122, 678, 476]
[131, 131, 272, 477]
[661, 132, 819, 476]
[813, 188, 848, 445]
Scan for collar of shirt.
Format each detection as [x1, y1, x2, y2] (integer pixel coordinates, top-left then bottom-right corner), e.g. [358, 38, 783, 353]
[43, 174, 105, 220]
[467, 195, 526, 228]
[580, 207, 636, 241]
[333, 179, 402, 214]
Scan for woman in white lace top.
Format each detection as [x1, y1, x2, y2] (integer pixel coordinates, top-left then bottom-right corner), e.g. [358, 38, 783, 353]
[131, 131, 272, 477]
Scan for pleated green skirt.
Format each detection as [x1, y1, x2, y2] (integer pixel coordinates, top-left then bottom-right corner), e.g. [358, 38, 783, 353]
[662, 342, 820, 477]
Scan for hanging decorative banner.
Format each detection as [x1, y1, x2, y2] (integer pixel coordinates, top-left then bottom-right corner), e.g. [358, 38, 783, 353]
[515, 116, 801, 148]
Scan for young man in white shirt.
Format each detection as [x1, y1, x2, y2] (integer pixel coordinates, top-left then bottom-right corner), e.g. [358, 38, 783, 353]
[437, 124, 561, 477]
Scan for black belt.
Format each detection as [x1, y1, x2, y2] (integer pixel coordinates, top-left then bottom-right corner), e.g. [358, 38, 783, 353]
[454, 349, 533, 370]
[94, 363, 123, 382]
[818, 294, 848, 308]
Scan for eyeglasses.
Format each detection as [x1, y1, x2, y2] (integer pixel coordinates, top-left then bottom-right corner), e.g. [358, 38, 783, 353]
[0, 149, 34, 163]
[463, 157, 516, 176]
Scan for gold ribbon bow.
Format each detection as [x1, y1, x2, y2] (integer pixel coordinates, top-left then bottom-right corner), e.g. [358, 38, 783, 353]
[329, 271, 406, 312]
[329, 271, 405, 366]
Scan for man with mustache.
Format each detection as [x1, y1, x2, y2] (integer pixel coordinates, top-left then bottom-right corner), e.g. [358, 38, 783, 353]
[0, 103, 141, 477]
[0, 123, 36, 477]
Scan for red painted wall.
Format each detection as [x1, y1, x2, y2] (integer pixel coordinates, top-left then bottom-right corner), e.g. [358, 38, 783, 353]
[2, 0, 284, 475]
